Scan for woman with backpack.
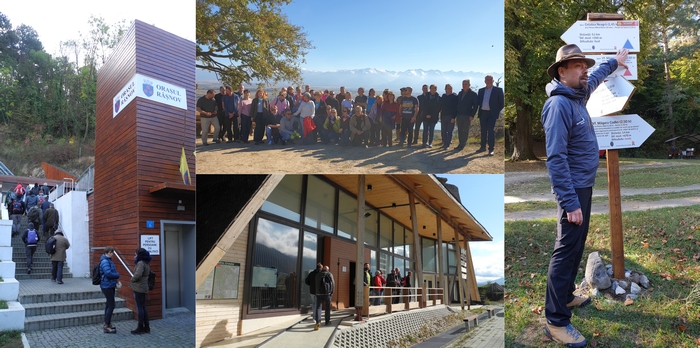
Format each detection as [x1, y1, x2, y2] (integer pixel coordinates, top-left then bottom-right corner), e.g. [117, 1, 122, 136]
[129, 248, 152, 334]
[100, 246, 121, 333]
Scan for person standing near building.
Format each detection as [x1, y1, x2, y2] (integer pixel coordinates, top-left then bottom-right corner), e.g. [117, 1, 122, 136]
[130, 248, 152, 334]
[314, 265, 335, 329]
[541, 44, 628, 347]
[305, 263, 322, 329]
[43, 203, 59, 236]
[100, 246, 121, 334]
[440, 84, 458, 150]
[476, 75, 504, 156]
[421, 84, 441, 148]
[197, 89, 219, 146]
[455, 79, 479, 152]
[50, 228, 70, 284]
[22, 222, 39, 274]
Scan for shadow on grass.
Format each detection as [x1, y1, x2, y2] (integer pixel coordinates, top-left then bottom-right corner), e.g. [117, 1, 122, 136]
[505, 206, 700, 347]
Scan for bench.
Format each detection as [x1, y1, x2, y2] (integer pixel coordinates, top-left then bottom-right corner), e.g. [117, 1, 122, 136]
[486, 308, 496, 318]
[463, 315, 479, 331]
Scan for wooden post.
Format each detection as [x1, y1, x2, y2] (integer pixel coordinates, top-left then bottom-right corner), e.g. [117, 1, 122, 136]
[355, 175, 366, 321]
[409, 191, 424, 289]
[607, 149, 625, 278]
[454, 231, 466, 310]
[436, 215, 445, 306]
[462, 238, 471, 310]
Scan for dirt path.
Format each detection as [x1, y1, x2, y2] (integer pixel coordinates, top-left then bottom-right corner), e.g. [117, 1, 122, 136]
[196, 141, 505, 174]
[505, 161, 700, 221]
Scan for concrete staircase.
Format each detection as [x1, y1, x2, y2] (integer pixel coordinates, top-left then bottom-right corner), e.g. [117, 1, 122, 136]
[11, 217, 73, 280]
[19, 278, 134, 331]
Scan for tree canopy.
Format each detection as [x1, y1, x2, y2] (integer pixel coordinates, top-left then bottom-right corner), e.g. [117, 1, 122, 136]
[196, 0, 313, 86]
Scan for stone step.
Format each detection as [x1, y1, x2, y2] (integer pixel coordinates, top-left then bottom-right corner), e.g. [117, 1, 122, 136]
[14, 263, 70, 272]
[15, 273, 74, 280]
[19, 289, 104, 304]
[23, 297, 127, 317]
[24, 308, 133, 332]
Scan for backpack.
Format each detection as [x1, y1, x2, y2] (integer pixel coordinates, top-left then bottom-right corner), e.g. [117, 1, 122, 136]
[321, 272, 333, 295]
[45, 236, 57, 254]
[28, 206, 40, 221]
[27, 230, 38, 244]
[15, 185, 25, 196]
[92, 263, 102, 285]
[11, 201, 22, 214]
[147, 271, 156, 290]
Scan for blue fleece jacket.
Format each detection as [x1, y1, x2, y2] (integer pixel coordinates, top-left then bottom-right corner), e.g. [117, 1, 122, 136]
[541, 58, 619, 212]
[100, 254, 121, 289]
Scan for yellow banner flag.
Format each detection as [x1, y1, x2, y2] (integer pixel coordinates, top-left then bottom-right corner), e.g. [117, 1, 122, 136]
[180, 147, 191, 185]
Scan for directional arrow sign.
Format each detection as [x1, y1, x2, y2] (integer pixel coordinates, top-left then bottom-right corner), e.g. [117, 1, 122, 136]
[592, 114, 655, 150]
[586, 75, 636, 117]
[561, 20, 640, 53]
[588, 54, 638, 80]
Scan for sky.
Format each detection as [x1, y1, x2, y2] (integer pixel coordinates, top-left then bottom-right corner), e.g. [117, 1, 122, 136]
[282, 1, 504, 73]
[442, 174, 504, 284]
[1, 0, 195, 59]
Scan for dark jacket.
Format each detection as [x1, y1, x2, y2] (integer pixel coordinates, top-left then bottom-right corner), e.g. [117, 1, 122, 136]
[421, 93, 441, 124]
[541, 58, 619, 212]
[440, 93, 458, 119]
[99, 254, 121, 289]
[456, 89, 478, 117]
[305, 268, 321, 295]
[22, 228, 40, 247]
[250, 98, 270, 120]
[44, 207, 59, 228]
[130, 249, 152, 293]
[477, 85, 505, 117]
[27, 205, 41, 223]
[26, 192, 38, 209]
[315, 270, 335, 296]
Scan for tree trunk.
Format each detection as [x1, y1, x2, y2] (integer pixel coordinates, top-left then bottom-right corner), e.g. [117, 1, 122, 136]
[661, 26, 675, 139]
[509, 98, 539, 161]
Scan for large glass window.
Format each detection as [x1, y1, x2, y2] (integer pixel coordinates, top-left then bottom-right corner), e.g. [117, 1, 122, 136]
[404, 228, 413, 259]
[337, 191, 357, 240]
[379, 252, 391, 274]
[370, 250, 377, 273]
[250, 218, 300, 311]
[422, 238, 437, 273]
[300, 232, 319, 309]
[261, 176, 302, 222]
[393, 256, 404, 277]
[379, 214, 392, 253]
[304, 176, 336, 233]
[364, 208, 378, 247]
[393, 226, 405, 257]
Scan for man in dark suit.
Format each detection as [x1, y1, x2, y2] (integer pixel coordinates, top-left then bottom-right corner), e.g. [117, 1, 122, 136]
[476, 75, 504, 156]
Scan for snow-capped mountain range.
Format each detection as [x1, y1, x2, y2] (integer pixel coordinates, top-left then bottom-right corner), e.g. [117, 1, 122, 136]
[197, 68, 504, 92]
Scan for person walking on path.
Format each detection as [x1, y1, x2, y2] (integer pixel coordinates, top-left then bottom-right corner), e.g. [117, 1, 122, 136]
[22, 222, 39, 274]
[541, 44, 628, 347]
[130, 248, 152, 334]
[100, 246, 121, 334]
[314, 265, 335, 329]
[43, 203, 59, 236]
[305, 263, 322, 329]
[51, 228, 70, 284]
[9, 196, 25, 237]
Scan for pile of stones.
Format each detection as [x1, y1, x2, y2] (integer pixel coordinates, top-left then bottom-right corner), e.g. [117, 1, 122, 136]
[581, 251, 650, 301]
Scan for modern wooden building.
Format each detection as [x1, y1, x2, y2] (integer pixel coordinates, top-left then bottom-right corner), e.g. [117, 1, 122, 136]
[195, 174, 492, 347]
[93, 19, 196, 320]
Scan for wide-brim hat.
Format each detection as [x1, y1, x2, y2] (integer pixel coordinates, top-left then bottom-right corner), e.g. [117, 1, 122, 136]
[547, 44, 596, 79]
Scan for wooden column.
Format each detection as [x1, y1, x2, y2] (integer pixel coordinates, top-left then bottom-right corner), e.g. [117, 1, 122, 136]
[354, 175, 366, 321]
[454, 229, 466, 310]
[436, 215, 445, 305]
[607, 150, 625, 278]
[409, 190, 424, 300]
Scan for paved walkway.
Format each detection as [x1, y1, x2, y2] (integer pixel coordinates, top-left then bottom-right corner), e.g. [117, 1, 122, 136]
[415, 306, 504, 348]
[23, 309, 195, 347]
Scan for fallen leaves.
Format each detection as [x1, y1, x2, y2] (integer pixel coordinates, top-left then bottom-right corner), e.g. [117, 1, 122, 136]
[624, 297, 634, 306]
[594, 300, 604, 311]
[531, 306, 544, 315]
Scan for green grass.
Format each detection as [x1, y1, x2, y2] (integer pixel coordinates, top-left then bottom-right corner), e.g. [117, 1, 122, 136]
[506, 190, 700, 213]
[505, 205, 700, 347]
[0, 330, 23, 348]
[0, 300, 7, 309]
[506, 164, 700, 196]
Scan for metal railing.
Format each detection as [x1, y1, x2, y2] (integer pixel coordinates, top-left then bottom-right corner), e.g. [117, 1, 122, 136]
[48, 178, 75, 202]
[91, 247, 134, 277]
[75, 164, 95, 193]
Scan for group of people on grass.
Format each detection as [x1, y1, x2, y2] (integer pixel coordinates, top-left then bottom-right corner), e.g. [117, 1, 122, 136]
[197, 76, 503, 155]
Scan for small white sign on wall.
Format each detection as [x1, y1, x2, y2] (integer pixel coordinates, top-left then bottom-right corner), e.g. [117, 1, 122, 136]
[140, 235, 160, 255]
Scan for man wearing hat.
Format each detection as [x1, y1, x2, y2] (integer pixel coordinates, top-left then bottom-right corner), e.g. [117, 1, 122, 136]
[541, 44, 628, 347]
[51, 229, 70, 284]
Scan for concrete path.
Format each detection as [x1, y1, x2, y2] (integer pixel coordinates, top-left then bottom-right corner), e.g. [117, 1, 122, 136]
[415, 306, 504, 348]
[23, 309, 195, 347]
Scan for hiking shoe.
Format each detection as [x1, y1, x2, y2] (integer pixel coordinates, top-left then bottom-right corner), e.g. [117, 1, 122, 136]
[314, 323, 320, 331]
[544, 323, 586, 347]
[104, 325, 117, 334]
[567, 295, 591, 308]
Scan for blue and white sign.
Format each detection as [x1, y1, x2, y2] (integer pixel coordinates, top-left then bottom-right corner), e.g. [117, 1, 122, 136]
[146, 220, 155, 229]
[113, 73, 187, 118]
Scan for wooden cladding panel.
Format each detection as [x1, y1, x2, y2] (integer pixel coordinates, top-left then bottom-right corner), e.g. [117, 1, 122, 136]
[322, 237, 371, 310]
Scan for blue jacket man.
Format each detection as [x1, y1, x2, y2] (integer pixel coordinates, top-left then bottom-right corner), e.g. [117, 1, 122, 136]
[541, 44, 628, 347]
[222, 87, 240, 143]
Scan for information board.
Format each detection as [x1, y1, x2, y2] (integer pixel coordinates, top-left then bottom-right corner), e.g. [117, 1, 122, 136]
[195, 262, 240, 299]
[140, 235, 160, 256]
[252, 266, 278, 288]
[592, 114, 655, 150]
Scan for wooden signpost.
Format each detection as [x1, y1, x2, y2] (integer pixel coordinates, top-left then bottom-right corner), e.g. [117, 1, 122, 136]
[561, 13, 652, 279]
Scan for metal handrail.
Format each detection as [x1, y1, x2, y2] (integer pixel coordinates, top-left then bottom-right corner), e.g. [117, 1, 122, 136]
[91, 247, 134, 277]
